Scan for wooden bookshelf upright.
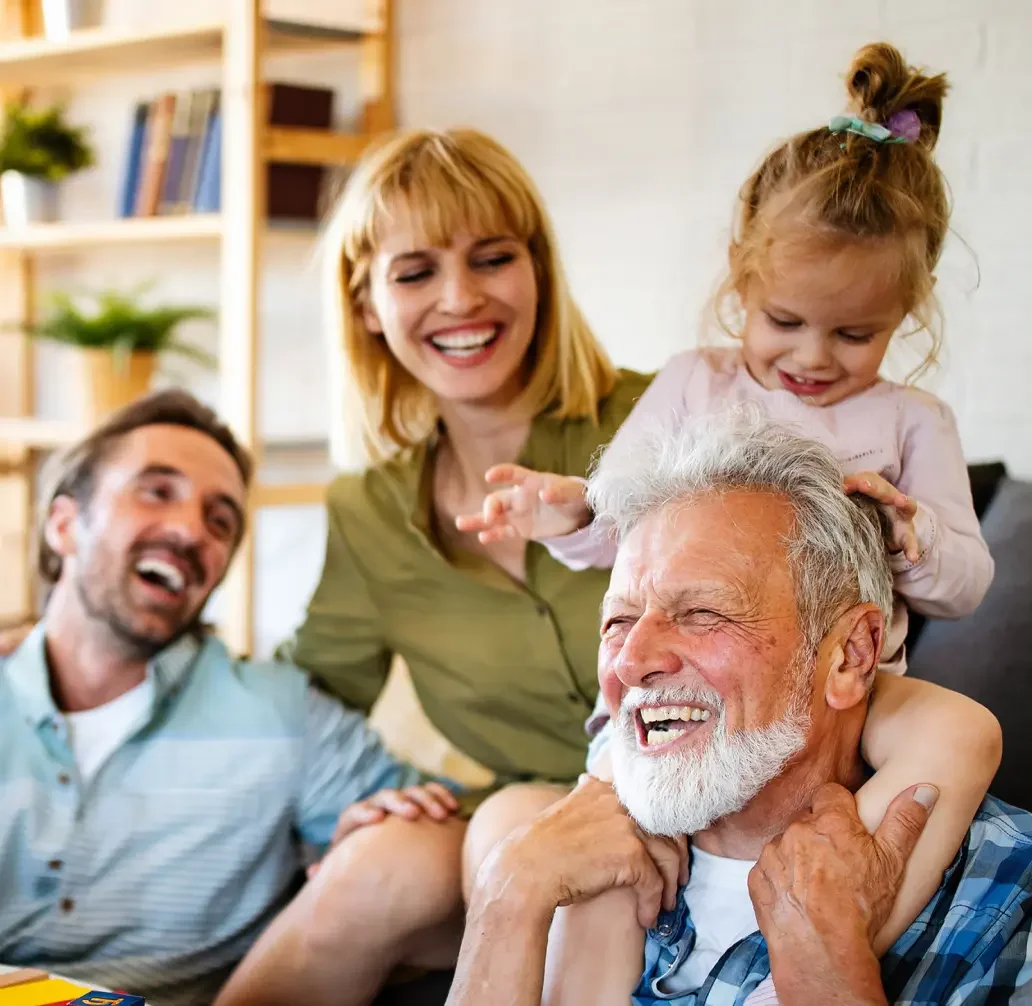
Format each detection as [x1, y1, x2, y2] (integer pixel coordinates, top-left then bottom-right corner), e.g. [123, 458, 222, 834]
[0, 0, 394, 655]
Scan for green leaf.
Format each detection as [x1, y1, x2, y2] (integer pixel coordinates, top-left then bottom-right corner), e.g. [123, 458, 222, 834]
[23, 287, 216, 367]
[0, 101, 94, 180]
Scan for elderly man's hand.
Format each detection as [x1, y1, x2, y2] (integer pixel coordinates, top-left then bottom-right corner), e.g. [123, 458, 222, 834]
[748, 782, 937, 1005]
[477, 776, 688, 929]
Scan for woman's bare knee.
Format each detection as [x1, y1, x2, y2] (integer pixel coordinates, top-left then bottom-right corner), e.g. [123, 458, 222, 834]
[310, 814, 467, 946]
[462, 783, 568, 899]
[217, 816, 467, 1006]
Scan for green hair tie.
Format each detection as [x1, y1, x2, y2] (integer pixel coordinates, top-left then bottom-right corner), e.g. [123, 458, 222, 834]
[828, 114, 909, 144]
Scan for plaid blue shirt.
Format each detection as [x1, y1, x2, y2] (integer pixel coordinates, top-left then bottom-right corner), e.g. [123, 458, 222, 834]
[635, 797, 1032, 1005]
[0, 626, 422, 1006]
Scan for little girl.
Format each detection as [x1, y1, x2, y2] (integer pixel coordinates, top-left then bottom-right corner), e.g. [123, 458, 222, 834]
[459, 42, 999, 1003]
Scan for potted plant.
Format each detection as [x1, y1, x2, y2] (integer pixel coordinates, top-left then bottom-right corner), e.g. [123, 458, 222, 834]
[26, 289, 216, 419]
[0, 102, 94, 227]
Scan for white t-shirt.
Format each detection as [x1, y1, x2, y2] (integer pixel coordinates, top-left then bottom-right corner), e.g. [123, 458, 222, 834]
[660, 846, 779, 1004]
[65, 677, 155, 784]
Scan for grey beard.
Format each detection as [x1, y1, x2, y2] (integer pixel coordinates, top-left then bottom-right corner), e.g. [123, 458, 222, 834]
[611, 681, 810, 838]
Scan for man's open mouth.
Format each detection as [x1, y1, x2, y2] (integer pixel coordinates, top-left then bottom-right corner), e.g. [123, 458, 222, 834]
[134, 557, 187, 598]
[635, 704, 712, 749]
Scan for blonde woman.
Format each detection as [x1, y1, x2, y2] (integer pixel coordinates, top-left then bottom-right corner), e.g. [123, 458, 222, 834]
[216, 129, 651, 1005]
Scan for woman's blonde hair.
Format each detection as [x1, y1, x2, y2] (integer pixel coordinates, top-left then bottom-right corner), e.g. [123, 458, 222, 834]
[323, 128, 616, 462]
[715, 42, 951, 382]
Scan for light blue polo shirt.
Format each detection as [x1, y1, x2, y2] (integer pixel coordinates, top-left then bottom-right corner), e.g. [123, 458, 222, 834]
[0, 625, 422, 1005]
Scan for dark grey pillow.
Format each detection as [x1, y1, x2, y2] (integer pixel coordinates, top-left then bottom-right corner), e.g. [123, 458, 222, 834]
[907, 477, 1032, 810]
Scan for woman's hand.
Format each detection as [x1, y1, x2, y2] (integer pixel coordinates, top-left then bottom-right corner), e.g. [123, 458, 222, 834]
[844, 472, 921, 563]
[455, 464, 591, 544]
[308, 783, 459, 878]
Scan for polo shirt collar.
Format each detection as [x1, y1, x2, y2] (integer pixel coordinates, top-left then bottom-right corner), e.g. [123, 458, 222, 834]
[6, 622, 203, 728]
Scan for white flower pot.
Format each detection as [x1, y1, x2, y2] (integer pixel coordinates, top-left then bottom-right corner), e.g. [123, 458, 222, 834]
[1, 172, 60, 228]
[41, 0, 99, 38]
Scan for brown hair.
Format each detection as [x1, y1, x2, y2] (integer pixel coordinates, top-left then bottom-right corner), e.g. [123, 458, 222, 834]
[717, 42, 951, 380]
[322, 128, 616, 462]
[36, 389, 253, 585]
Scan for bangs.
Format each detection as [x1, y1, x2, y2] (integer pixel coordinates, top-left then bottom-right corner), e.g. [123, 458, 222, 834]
[350, 133, 543, 261]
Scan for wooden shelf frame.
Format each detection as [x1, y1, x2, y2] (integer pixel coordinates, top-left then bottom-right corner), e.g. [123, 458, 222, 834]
[0, 17, 370, 87]
[0, 416, 329, 504]
[0, 213, 223, 250]
[0, 0, 394, 652]
[0, 415, 79, 447]
[0, 212, 332, 252]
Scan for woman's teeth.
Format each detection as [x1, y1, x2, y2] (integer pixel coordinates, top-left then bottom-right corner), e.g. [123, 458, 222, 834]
[430, 328, 497, 357]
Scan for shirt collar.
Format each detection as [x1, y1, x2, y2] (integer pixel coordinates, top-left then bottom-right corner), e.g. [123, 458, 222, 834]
[5, 622, 203, 728]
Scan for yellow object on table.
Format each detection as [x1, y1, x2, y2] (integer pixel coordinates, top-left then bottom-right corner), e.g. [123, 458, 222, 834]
[0, 976, 91, 1005]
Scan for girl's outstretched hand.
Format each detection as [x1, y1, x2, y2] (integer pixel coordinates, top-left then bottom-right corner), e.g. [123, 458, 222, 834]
[455, 464, 591, 544]
[844, 471, 921, 562]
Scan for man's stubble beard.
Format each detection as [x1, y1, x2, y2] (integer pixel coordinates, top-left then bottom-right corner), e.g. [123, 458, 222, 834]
[610, 656, 814, 839]
[73, 526, 200, 661]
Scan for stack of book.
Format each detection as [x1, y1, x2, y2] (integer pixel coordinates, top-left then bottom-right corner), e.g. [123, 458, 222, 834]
[118, 83, 336, 221]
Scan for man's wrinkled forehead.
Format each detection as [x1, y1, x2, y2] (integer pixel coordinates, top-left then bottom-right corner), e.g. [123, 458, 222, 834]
[606, 492, 796, 610]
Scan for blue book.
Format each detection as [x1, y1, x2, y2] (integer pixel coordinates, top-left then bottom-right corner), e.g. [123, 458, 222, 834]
[159, 93, 191, 214]
[70, 994, 145, 1006]
[193, 98, 222, 213]
[118, 102, 149, 218]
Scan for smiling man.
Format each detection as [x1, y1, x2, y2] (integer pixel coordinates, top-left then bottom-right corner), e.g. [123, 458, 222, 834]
[0, 391, 437, 1005]
[450, 409, 1032, 1006]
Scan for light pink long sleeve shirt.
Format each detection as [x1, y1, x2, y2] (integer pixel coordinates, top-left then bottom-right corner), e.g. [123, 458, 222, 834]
[544, 348, 994, 678]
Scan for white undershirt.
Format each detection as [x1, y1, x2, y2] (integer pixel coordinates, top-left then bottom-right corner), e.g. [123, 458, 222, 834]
[661, 846, 760, 994]
[64, 677, 154, 784]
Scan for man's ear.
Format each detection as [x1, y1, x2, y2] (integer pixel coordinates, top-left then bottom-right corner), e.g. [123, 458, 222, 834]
[44, 495, 81, 566]
[822, 604, 884, 711]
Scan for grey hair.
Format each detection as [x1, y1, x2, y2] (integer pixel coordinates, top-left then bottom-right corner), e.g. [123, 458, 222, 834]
[588, 405, 894, 655]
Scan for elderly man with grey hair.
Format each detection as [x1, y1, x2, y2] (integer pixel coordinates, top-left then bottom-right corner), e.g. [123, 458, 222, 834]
[448, 409, 1032, 1006]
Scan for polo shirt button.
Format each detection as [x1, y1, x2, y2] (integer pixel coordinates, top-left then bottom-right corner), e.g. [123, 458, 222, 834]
[536, 603, 549, 616]
[48, 859, 63, 871]
[57, 773, 71, 785]
[60, 897, 74, 913]
[566, 691, 580, 703]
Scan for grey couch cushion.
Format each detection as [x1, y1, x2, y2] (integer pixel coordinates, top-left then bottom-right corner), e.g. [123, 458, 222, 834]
[907, 477, 1032, 810]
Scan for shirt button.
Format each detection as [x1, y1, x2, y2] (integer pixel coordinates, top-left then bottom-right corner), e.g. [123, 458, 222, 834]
[48, 859, 63, 871]
[57, 773, 71, 785]
[566, 691, 581, 704]
[536, 604, 549, 616]
[60, 897, 74, 913]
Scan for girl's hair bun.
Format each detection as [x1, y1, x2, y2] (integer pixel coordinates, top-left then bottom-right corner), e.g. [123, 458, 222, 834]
[846, 42, 949, 150]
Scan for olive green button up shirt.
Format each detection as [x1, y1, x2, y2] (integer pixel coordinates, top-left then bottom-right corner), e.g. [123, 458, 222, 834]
[288, 370, 652, 786]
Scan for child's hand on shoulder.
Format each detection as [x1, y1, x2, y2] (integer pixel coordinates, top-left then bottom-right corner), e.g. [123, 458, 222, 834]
[455, 464, 591, 543]
[844, 471, 921, 562]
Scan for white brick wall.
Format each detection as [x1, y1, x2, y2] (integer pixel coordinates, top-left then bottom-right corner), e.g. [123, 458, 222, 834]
[394, 0, 1032, 478]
